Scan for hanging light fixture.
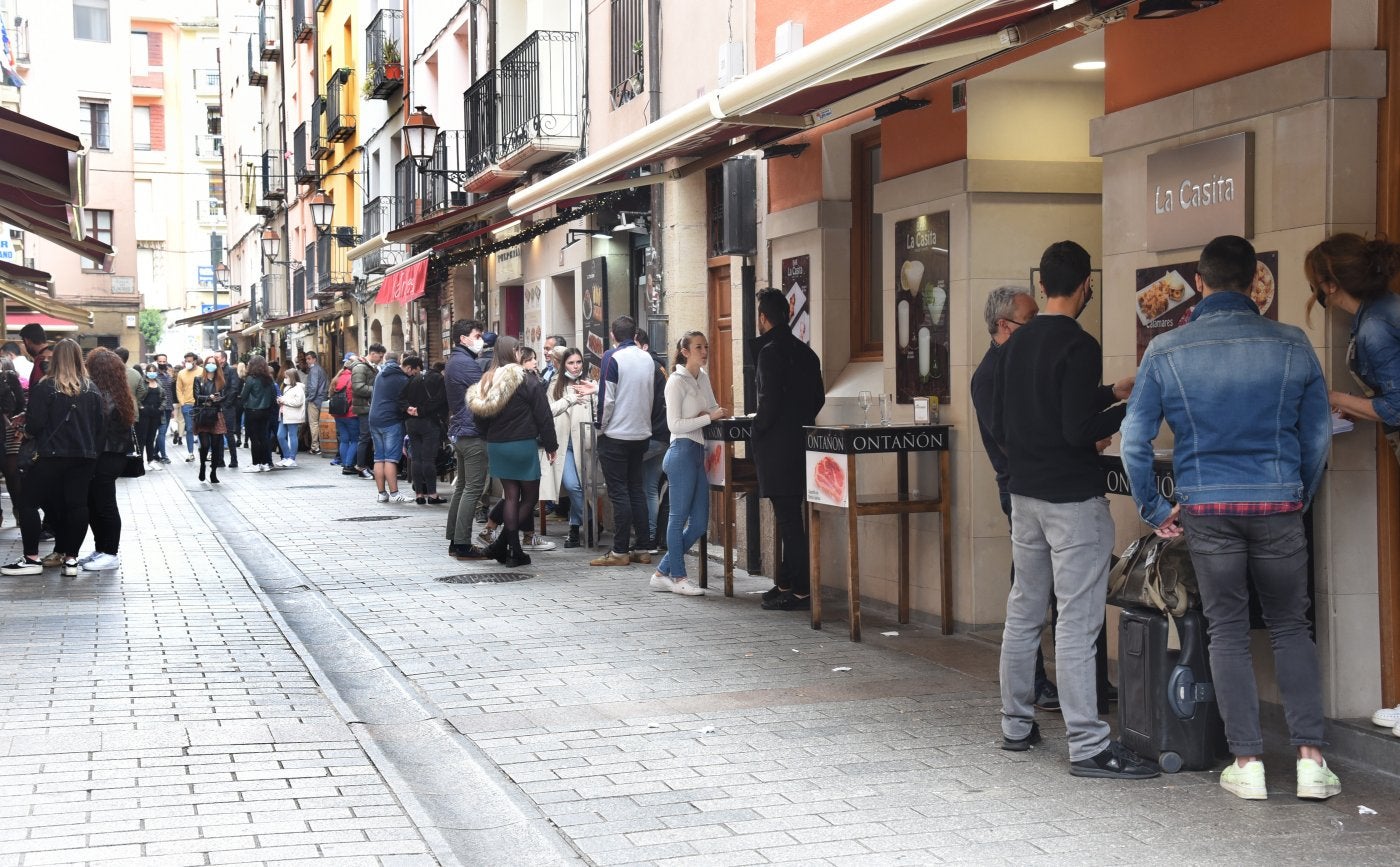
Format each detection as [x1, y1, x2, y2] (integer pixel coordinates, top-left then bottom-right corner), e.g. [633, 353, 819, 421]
[260, 228, 281, 261]
[308, 189, 335, 233]
[403, 106, 439, 169]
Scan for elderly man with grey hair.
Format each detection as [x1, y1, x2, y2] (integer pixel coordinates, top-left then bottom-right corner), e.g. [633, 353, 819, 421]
[970, 286, 1059, 709]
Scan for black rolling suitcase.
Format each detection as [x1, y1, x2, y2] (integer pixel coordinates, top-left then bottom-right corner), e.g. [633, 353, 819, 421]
[1118, 607, 1227, 773]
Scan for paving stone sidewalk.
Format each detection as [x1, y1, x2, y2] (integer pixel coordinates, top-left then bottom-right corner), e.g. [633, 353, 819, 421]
[204, 453, 1400, 866]
[0, 465, 437, 866]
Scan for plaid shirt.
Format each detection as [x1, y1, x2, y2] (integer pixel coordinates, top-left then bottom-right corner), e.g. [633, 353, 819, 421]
[1184, 501, 1302, 517]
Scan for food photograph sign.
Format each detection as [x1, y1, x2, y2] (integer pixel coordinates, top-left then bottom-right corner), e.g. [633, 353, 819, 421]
[1135, 250, 1278, 361]
[782, 255, 812, 344]
[806, 451, 849, 508]
[894, 212, 951, 403]
[581, 257, 607, 379]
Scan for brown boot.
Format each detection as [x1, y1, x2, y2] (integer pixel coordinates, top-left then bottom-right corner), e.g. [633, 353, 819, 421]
[629, 551, 651, 565]
[590, 550, 630, 567]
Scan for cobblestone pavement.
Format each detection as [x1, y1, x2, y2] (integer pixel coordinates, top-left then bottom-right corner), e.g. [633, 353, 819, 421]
[5, 451, 1400, 865]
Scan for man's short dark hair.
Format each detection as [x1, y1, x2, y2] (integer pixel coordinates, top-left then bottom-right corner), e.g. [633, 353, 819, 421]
[1, 342, 21, 356]
[1039, 241, 1092, 298]
[635, 328, 649, 349]
[184, 351, 199, 361]
[757, 287, 787, 329]
[547, 334, 566, 347]
[367, 343, 386, 355]
[402, 355, 423, 371]
[19, 323, 45, 345]
[114, 346, 130, 362]
[1197, 235, 1257, 294]
[451, 319, 484, 344]
[305, 351, 317, 360]
[611, 315, 637, 343]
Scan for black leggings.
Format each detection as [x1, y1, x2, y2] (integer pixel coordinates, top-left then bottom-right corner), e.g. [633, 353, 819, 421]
[499, 478, 539, 535]
[137, 413, 160, 461]
[199, 431, 225, 469]
[87, 451, 124, 555]
[245, 409, 273, 467]
[406, 418, 441, 495]
[28, 456, 96, 557]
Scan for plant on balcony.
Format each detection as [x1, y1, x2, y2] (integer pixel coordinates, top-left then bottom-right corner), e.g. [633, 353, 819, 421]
[382, 40, 402, 80]
[363, 66, 376, 98]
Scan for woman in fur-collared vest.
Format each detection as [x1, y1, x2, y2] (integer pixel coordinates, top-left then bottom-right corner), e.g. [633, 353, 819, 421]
[467, 336, 559, 567]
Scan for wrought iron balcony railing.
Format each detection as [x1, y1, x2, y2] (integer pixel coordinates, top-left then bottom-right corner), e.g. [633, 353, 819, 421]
[497, 31, 581, 165]
[316, 233, 354, 294]
[293, 123, 317, 186]
[325, 69, 356, 144]
[310, 97, 330, 159]
[363, 196, 406, 274]
[192, 68, 220, 94]
[463, 70, 499, 178]
[195, 134, 223, 160]
[393, 156, 426, 229]
[427, 130, 468, 214]
[259, 1, 281, 61]
[292, 267, 306, 315]
[365, 9, 404, 100]
[261, 149, 287, 202]
[248, 38, 267, 87]
[293, 0, 314, 43]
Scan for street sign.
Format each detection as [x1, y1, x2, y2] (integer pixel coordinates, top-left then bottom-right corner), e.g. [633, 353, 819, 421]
[197, 265, 214, 286]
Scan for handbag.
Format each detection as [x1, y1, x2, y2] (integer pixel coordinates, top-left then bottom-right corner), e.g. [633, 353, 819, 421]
[1107, 531, 1200, 649]
[328, 383, 349, 416]
[120, 427, 144, 478]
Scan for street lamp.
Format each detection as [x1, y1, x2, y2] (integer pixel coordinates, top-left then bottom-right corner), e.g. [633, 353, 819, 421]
[308, 189, 335, 233]
[261, 228, 282, 262]
[403, 106, 439, 169]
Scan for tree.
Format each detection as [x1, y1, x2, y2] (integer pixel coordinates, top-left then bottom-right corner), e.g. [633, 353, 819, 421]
[138, 309, 166, 354]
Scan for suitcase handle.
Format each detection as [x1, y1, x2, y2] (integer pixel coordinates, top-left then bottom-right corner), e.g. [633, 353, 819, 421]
[1167, 664, 1216, 718]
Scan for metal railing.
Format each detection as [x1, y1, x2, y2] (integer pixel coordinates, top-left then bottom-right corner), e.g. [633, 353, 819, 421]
[363, 196, 405, 274]
[195, 199, 225, 223]
[393, 156, 426, 228]
[261, 150, 286, 200]
[260, 272, 286, 318]
[365, 8, 404, 100]
[292, 268, 306, 315]
[293, 0, 314, 43]
[293, 123, 316, 185]
[192, 68, 220, 94]
[11, 17, 28, 64]
[248, 38, 267, 86]
[427, 130, 467, 214]
[463, 70, 499, 178]
[316, 233, 353, 293]
[498, 31, 581, 159]
[609, 0, 644, 107]
[195, 134, 223, 159]
[259, 0, 281, 61]
[310, 97, 330, 158]
[326, 69, 355, 143]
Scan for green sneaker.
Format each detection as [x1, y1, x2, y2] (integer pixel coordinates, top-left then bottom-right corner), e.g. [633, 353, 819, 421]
[1219, 759, 1266, 800]
[1296, 758, 1341, 800]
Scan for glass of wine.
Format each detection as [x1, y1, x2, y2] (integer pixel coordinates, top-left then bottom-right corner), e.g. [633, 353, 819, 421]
[857, 390, 873, 426]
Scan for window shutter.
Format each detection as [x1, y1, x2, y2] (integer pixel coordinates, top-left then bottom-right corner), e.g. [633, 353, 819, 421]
[149, 104, 166, 150]
[147, 30, 163, 67]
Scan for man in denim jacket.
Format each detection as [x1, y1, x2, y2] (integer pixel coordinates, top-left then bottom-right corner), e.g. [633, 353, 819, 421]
[1121, 234, 1337, 802]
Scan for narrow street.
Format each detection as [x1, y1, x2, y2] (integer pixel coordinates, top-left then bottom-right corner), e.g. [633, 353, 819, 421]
[1, 456, 1399, 866]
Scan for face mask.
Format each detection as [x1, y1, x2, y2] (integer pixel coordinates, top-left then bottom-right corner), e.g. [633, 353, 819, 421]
[1313, 286, 1329, 309]
[565, 368, 582, 380]
[146, 372, 157, 379]
[1076, 285, 1094, 321]
[468, 337, 485, 354]
[184, 362, 193, 370]
[205, 363, 217, 373]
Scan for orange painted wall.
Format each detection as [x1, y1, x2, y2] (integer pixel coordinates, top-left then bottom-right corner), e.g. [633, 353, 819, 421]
[756, 0, 888, 68]
[1105, 0, 1332, 113]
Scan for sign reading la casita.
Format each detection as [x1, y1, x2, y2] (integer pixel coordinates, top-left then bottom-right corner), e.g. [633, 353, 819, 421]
[1146, 132, 1253, 251]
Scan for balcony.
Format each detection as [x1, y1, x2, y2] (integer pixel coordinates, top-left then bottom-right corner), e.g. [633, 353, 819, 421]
[363, 196, 405, 274]
[259, 272, 286, 319]
[325, 69, 355, 144]
[258, 1, 281, 61]
[248, 38, 267, 86]
[11, 17, 28, 66]
[316, 233, 354, 294]
[427, 130, 468, 215]
[393, 156, 427, 229]
[293, 123, 317, 186]
[193, 68, 220, 95]
[463, 71, 503, 192]
[195, 134, 223, 160]
[310, 97, 331, 159]
[365, 9, 404, 100]
[293, 0, 314, 43]
[496, 31, 581, 172]
[292, 268, 306, 315]
[261, 150, 287, 203]
[195, 198, 225, 224]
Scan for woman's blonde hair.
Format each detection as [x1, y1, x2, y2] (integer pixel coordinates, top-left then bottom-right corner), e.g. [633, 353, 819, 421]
[48, 338, 88, 397]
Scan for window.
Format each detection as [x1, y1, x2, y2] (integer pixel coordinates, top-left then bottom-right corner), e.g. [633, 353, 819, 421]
[850, 128, 883, 359]
[82, 209, 113, 270]
[130, 31, 148, 73]
[74, 0, 110, 42]
[133, 106, 151, 150]
[609, 0, 643, 108]
[79, 100, 111, 150]
[207, 171, 224, 204]
[206, 106, 221, 136]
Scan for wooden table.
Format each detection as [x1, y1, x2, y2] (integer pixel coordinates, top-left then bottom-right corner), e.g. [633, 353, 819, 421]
[805, 424, 953, 641]
[698, 417, 776, 596]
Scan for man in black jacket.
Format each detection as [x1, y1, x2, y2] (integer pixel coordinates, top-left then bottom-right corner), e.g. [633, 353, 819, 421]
[752, 287, 825, 611]
[991, 241, 1154, 780]
[215, 351, 241, 468]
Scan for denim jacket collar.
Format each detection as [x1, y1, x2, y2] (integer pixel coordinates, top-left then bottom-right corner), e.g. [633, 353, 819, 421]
[1188, 290, 1260, 322]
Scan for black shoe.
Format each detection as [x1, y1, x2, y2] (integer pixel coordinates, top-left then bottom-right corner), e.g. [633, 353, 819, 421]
[341, 469, 359, 476]
[1001, 722, 1042, 752]
[504, 552, 532, 568]
[1069, 741, 1160, 780]
[761, 585, 788, 603]
[1035, 682, 1061, 713]
[416, 496, 427, 505]
[426, 496, 446, 505]
[761, 590, 810, 611]
[564, 526, 582, 549]
[359, 468, 374, 480]
[450, 544, 490, 560]
[486, 538, 510, 565]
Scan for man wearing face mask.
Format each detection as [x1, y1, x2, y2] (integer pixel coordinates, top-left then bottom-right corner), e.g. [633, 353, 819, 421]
[176, 352, 201, 460]
[216, 351, 241, 469]
[444, 320, 490, 559]
[990, 240, 1150, 780]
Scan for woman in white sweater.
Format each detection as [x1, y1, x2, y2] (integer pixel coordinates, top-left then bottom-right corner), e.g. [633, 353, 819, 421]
[652, 331, 727, 596]
[275, 368, 307, 467]
[542, 347, 598, 548]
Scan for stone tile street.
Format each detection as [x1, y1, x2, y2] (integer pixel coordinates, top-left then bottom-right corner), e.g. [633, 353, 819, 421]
[2, 454, 1400, 865]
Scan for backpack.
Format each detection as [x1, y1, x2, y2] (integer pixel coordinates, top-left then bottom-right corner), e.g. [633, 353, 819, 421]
[328, 380, 350, 416]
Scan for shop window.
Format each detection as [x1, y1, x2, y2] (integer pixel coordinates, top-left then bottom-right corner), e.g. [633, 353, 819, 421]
[850, 128, 883, 360]
[79, 100, 111, 151]
[610, 0, 643, 108]
[82, 209, 113, 270]
[74, 0, 110, 42]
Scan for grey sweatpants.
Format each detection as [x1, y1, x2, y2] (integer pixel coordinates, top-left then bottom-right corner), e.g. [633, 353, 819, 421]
[1001, 494, 1113, 762]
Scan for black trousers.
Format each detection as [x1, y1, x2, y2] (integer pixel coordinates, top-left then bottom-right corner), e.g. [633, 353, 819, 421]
[136, 413, 159, 461]
[406, 418, 442, 495]
[597, 435, 648, 553]
[768, 494, 810, 594]
[244, 409, 273, 467]
[87, 451, 125, 555]
[29, 456, 96, 557]
[223, 406, 240, 465]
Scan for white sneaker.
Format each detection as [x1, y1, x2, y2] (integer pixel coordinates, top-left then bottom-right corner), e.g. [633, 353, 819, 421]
[670, 577, 704, 597]
[242, 465, 263, 473]
[522, 533, 556, 551]
[283, 459, 297, 468]
[76, 551, 102, 566]
[387, 492, 410, 503]
[1371, 704, 1400, 728]
[261, 464, 273, 472]
[61, 558, 78, 577]
[376, 491, 389, 503]
[82, 553, 119, 572]
[648, 572, 675, 592]
[477, 528, 497, 546]
[185, 453, 195, 462]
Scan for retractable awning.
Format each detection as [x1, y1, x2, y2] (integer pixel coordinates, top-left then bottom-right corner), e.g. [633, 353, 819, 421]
[374, 253, 430, 305]
[261, 305, 342, 330]
[0, 270, 95, 325]
[383, 188, 514, 246]
[6, 313, 79, 333]
[174, 300, 250, 327]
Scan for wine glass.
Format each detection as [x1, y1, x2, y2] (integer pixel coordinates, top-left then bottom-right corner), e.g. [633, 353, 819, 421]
[857, 390, 873, 426]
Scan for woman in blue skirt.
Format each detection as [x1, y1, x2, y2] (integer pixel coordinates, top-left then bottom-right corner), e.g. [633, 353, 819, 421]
[467, 336, 558, 566]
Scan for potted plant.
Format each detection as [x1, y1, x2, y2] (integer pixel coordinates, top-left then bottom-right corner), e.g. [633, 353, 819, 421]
[382, 39, 402, 80]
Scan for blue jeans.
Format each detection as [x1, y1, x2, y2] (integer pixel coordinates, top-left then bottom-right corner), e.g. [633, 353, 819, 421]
[642, 437, 667, 545]
[181, 405, 196, 453]
[336, 416, 360, 468]
[657, 440, 707, 579]
[561, 441, 585, 526]
[155, 411, 171, 460]
[277, 422, 300, 460]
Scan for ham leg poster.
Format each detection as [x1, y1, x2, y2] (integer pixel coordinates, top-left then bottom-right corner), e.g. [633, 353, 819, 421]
[806, 451, 849, 508]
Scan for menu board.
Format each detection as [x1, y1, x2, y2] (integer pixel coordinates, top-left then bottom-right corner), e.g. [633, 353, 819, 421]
[782, 255, 812, 344]
[523, 281, 543, 351]
[894, 212, 950, 403]
[1135, 251, 1278, 361]
[581, 257, 607, 379]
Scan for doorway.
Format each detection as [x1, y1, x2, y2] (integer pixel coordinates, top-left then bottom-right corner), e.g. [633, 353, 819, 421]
[1375, 0, 1400, 706]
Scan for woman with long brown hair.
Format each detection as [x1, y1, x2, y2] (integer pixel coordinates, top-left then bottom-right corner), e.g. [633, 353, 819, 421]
[545, 346, 597, 548]
[78, 347, 137, 571]
[193, 353, 227, 483]
[1, 338, 105, 576]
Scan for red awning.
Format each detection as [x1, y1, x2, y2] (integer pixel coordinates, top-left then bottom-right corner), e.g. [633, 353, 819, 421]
[5, 312, 79, 331]
[374, 255, 430, 305]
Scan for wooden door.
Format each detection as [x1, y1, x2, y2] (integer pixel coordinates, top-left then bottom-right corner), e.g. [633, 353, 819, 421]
[1376, 0, 1400, 705]
[708, 262, 733, 409]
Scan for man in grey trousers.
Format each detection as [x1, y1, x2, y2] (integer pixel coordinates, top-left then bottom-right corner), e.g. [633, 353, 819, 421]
[991, 240, 1157, 780]
[444, 319, 491, 560]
